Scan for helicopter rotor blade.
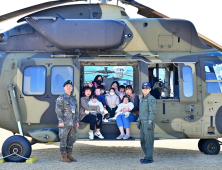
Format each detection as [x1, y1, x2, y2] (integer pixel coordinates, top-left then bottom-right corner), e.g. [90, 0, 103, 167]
[85, 70, 115, 73]
[120, 0, 168, 18]
[84, 72, 100, 74]
[122, 74, 133, 77]
[0, 0, 87, 23]
[85, 71, 98, 73]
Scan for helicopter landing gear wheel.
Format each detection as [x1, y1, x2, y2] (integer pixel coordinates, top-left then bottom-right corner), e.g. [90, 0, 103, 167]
[201, 139, 220, 155]
[198, 139, 206, 152]
[2, 135, 32, 162]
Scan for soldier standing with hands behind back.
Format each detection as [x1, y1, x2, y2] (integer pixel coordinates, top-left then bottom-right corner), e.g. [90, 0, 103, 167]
[138, 82, 157, 164]
[55, 80, 79, 163]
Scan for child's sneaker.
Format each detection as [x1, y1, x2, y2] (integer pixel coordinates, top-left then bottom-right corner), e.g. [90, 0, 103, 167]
[94, 131, 104, 139]
[111, 117, 116, 121]
[116, 134, 124, 139]
[89, 131, 94, 140]
[123, 134, 131, 140]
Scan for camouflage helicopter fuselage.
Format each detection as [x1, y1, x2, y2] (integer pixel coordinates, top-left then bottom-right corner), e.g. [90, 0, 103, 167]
[0, 3, 222, 142]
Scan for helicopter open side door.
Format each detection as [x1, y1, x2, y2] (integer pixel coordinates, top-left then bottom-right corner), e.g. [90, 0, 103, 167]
[199, 57, 222, 136]
[178, 63, 198, 103]
[135, 61, 149, 98]
[16, 56, 80, 124]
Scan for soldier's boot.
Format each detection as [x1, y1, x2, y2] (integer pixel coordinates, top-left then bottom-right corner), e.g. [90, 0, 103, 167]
[67, 152, 77, 162]
[61, 153, 71, 163]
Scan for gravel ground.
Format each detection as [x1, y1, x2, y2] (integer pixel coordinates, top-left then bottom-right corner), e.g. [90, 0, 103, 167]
[0, 128, 222, 170]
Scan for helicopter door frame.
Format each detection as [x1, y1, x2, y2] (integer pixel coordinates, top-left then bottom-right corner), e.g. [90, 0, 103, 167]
[137, 61, 149, 98]
[199, 56, 222, 136]
[16, 57, 80, 124]
[178, 63, 198, 103]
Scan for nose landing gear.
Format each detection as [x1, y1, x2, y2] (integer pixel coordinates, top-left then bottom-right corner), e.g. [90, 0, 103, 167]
[1, 135, 32, 162]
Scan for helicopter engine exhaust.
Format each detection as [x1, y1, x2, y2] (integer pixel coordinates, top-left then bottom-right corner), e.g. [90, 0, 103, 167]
[26, 17, 132, 50]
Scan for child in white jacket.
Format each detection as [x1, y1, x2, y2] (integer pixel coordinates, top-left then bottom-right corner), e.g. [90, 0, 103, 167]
[85, 95, 105, 115]
[86, 95, 105, 126]
[112, 95, 134, 120]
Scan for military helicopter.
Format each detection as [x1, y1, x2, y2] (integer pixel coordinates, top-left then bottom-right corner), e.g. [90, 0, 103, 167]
[0, 0, 222, 162]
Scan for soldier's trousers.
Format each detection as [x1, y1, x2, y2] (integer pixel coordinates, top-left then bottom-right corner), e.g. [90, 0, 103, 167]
[140, 121, 154, 161]
[59, 126, 76, 153]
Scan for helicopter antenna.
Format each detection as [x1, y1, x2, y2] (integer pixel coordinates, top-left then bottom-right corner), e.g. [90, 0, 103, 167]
[56, 13, 65, 19]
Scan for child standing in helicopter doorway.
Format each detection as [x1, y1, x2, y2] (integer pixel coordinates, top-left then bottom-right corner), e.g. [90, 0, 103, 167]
[99, 85, 106, 95]
[117, 85, 126, 101]
[94, 87, 107, 108]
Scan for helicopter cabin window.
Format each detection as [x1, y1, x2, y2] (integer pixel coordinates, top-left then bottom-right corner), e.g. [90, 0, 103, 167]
[182, 66, 193, 97]
[205, 61, 222, 93]
[23, 66, 46, 95]
[51, 66, 74, 95]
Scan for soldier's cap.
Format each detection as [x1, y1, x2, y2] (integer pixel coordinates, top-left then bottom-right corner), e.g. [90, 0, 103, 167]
[63, 80, 73, 87]
[142, 82, 151, 88]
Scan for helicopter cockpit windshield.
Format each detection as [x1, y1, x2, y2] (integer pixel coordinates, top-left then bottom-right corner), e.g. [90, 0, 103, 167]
[205, 61, 222, 93]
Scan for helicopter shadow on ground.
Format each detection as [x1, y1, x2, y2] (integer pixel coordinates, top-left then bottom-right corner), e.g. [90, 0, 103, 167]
[1, 143, 222, 169]
[27, 141, 222, 158]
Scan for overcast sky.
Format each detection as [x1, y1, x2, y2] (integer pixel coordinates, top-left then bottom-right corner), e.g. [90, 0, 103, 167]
[0, 0, 222, 46]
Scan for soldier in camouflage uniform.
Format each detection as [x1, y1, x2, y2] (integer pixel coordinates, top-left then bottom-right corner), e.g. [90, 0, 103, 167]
[137, 82, 157, 164]
[55, 80, 79, 163]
